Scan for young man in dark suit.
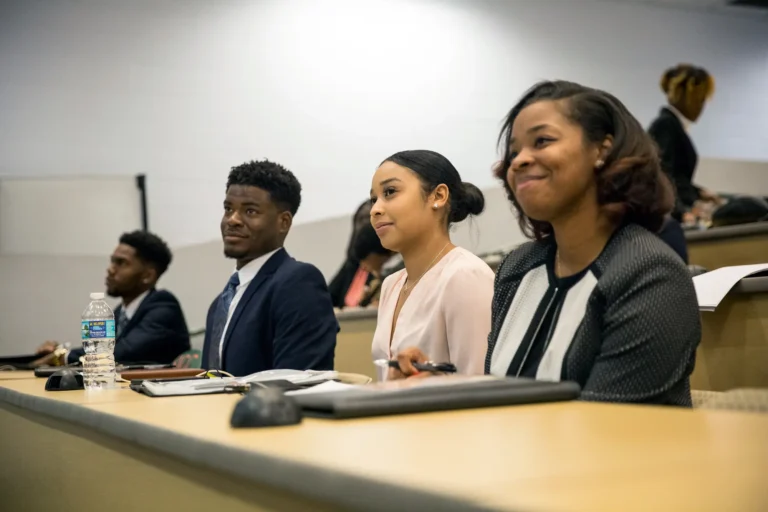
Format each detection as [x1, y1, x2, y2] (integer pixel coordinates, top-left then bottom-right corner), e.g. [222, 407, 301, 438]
[34, 231, 190, 366]
[202, 160, 337, 376]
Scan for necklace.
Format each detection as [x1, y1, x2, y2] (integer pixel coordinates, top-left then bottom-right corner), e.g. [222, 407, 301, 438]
[555, 250, 562, 277]
[403, 242, 450, 292]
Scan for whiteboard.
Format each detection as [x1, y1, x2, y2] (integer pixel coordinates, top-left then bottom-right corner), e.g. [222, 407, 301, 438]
[0, 176, 141, 256]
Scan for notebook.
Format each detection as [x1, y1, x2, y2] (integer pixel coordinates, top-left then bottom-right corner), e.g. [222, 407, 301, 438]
[290, 375, 581, 419]
[693, 263, 768, 312]
[0, 354, 40, 370]
[139, 369, 338, 397]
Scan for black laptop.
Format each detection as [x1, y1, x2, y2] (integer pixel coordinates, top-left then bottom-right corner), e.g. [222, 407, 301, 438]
[0, 354, 41, 371]
[291, 375, 581, 419]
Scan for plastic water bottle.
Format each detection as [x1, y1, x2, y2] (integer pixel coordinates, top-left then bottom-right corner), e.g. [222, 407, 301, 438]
[81, 292, 116, 390]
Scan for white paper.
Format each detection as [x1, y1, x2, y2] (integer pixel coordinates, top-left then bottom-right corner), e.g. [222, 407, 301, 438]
[140, 370, 338, 397]
[240, 370, 338, 385]
[141, 377, 236, 396]
[693, 263, 768, 312]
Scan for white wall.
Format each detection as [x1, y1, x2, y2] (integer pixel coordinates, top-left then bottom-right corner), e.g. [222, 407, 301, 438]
[1, 0, 766, 250]
[0, 176, 141, 256]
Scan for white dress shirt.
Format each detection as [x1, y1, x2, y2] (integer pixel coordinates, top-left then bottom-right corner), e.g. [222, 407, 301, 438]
[218, 249, 280, 361]
[666, 104, 690, 131]
[122, 289, 150, 321]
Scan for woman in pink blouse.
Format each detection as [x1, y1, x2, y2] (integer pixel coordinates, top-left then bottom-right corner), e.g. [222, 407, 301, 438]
[369, 150, 495, 381]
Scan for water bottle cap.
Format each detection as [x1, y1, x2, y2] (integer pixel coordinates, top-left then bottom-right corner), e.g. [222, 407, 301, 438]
[90, 292, 105, 300]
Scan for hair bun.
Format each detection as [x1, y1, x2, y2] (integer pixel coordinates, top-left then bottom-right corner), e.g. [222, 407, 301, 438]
[450, 182, 485, 223]
[660, 63, 713, 96]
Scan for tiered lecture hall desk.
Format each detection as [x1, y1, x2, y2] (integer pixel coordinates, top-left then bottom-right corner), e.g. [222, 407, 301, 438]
[1, 372, 768, 512]
[686, 222, 768, 270]
[335, 307, 379, 380]
[692, 276, 768, 391]
[686, 222, 768, 390]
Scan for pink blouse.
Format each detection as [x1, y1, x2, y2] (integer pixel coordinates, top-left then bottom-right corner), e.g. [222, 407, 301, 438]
[371, 247, 495, 381]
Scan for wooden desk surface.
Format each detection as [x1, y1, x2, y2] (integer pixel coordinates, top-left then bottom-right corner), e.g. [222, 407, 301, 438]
[1, 379, 768, 511]
[2, 378, 153, 405]
[686, 223, 768, 269]
[336, 309, 378, 379]
[693, 284, 768, 391]
[685, 222, 768, 242]
[0, 370, 37, 380]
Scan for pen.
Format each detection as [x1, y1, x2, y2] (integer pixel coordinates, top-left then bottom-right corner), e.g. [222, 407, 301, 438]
[373, 359, 457, 373]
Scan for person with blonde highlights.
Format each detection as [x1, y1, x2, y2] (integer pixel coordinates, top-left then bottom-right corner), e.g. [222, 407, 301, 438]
[649, 64, 719, 223]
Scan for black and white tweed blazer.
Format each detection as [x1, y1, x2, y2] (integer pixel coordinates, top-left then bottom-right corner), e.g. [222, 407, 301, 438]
[485, 223, 700, 406]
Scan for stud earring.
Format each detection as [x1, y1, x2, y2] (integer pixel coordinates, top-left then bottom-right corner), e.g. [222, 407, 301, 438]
[433, 203, 439, 209]
[596, 160, 604, 169]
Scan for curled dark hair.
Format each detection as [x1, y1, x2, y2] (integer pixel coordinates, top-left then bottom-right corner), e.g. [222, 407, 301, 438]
[227, 159, 302, 215]
[119, 230, 173, 277]
[382, 149, 484, 225]
[345, 200, 372, 261]
[353, 222, 392, 261]
[494, 80, 673, 240]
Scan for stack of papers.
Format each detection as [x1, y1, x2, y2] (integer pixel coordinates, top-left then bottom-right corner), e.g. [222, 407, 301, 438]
[284, 380, 357, 396]
[693, 263, 768, 312]
[141, 369, 338, 397]
[289, 376, 497, 398]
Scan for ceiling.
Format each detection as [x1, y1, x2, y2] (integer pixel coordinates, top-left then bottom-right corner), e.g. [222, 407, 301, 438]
[603, 0, 768, 17]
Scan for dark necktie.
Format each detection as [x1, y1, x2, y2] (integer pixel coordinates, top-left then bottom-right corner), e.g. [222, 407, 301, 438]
[117, 308, 129, 338]
[207, 273, 240, 370]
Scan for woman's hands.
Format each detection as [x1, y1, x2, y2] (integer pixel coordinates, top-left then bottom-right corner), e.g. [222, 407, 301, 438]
[388, 347, 435, 380]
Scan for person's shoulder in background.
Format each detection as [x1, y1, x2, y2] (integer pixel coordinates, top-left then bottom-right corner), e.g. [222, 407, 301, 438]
[648, 107, 680, 135]
[656, 216, 689, 264]
[146, 288, 182, 307]
[134, 289, 187, 334]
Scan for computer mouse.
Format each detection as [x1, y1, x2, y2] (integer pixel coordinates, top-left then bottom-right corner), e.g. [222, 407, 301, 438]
[45, 369, 84, 391]
[230, 387, 303, 428]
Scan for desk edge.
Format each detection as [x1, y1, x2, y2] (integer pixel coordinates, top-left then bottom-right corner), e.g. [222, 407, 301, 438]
[336, 308, 379, 322]
[0, 386, 498, 512]
[686, 222, 768, 242]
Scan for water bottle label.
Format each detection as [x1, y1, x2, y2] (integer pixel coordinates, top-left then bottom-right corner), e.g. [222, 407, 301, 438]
[81, 320, 115, 340]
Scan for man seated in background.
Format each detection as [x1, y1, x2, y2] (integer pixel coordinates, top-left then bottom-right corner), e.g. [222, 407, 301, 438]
[202, 159, 337, 376]
[35, 231, 190, 366]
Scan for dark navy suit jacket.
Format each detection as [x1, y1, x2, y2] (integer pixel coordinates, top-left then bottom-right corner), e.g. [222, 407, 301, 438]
[201, 249, 338, 376]
[648, 107, 700, 218]
[68, 289, 190, 364]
